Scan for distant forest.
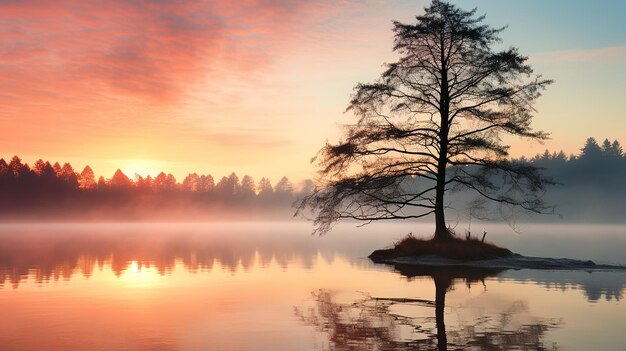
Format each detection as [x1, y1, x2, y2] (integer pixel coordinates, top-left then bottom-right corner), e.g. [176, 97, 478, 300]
[445, 137, 626, 223]
[0, 137, 624, 222]
[0, 157, 312, 220]
[520, 137, 626, 222]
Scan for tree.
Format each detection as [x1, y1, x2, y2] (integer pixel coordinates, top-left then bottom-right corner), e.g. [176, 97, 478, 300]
[274, 176, 293, 194]
[216, 172, 240, 197]
[554, 151, 567, 162]
[240, 175, 256, 197]
[601, 138, 613, 156]
[257, 177, 273, 196]
[611, 140, 624, 158]
[602, 139, 623, 158]
[154, 172, 168, 190]
[183, 173, 201, 192]
[299, 0, 553, 239]
[52, 162, 62, 175]
[199, 174, 215, 192]
[109, 169, 132, 188]
[38, 161, 57, 182]
[60, 163, 79, 189]
[79, 166, 96, 189]
[580, 137, 602, 160]
[33, 159, 47, 176]
[141, 175, 154, 190]
[0, 158, 8, 175]
[165, 173, 177, 190]
[8, 156, 23, 177]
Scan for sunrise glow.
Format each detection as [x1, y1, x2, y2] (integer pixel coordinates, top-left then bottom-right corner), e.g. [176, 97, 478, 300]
[0, 1, 623, 182]
[118, 159, 171, 178]
[1, 2, 625, 350]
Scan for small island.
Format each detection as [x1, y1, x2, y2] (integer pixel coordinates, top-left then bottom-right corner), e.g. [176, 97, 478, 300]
[368, 233, 626, 271]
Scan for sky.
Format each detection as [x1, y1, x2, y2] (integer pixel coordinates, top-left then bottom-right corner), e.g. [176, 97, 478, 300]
[1, 0, 624, 182]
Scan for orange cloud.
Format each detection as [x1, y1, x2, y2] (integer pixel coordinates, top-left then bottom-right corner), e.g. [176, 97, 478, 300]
[0, 0, 342, 103]
[0, 0, 404, 180]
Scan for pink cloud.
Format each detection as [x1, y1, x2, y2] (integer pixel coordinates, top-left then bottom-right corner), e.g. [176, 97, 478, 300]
[0, 0, 395, 181]
[0, 0, 343, 103]
[0, 0, 355, 157]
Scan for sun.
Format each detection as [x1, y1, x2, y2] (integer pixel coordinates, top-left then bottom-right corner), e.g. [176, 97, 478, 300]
[119, 159, 166, 178]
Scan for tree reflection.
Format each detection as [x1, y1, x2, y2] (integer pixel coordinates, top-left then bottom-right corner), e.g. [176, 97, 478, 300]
[0, 227, 335, 288]
[503, 269, 625, 302]
[296, 267, 562, 350]
[1, 226, 624, 307]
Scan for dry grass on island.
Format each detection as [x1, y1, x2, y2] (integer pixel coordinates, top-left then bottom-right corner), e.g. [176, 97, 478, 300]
[369, 232, 513, 262]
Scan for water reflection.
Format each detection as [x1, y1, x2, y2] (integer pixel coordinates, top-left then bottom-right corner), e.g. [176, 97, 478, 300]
[1, 223, 625, 305]
[0, 223, 625, 350]
[296, 266, 563, 350]
[0, 224, 342, 288]
[502, 269, 624, 302]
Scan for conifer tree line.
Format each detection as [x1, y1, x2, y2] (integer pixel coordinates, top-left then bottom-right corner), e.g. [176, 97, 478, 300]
[510, 137, 626, 222]
[359, 136, 626, 224]
[514, 137, 626, 189]
[521, 137, 624, 164]
[0, 157, 313, 219]
[0, 136, 624, 221]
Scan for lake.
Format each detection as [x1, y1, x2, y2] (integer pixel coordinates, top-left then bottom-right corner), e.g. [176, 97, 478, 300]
[1, 222, 625, 350]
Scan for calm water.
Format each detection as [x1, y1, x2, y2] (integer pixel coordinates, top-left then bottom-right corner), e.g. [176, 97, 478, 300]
[0, 222, 625, 350]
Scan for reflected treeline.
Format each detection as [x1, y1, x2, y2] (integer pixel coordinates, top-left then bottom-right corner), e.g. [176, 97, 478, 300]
[0, 227, 339, 288]
[392, 260, 626, 303]
[2, 226, 624, 304]
[0, 156, 312, 220]
[502, 269, 625, 302]
[296, 268, 562, 350]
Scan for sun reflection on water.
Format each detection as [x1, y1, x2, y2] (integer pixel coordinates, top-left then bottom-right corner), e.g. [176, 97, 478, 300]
[119, 260, 163, 287]
[0, 223, 625, 351]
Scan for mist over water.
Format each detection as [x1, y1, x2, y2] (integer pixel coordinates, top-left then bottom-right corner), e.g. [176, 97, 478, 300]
[0, 222, 625, 350]
[1, 0, 624, 348]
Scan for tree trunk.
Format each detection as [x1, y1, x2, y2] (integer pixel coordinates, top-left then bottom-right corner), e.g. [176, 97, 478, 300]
[434, 134, 451, 241]
[434, 164, 452, 241]
[434, 195, 452, 241]
[434, 59, 454, 242]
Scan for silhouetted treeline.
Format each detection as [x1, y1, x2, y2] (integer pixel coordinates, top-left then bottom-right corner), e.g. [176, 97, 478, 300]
[517, 137, 626, 222]
[523, 137, 625, 181]
[461, 137, 625, 222]
[0, 157, 313, 220]
[1, 137, 624, 221]
[395, 137, 626, 223]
